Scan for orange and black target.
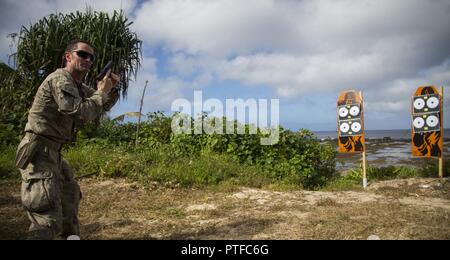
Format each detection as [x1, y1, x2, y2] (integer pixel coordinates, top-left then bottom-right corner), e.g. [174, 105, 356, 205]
[337, 90, 365, 153]
[411, 86, 443, 157]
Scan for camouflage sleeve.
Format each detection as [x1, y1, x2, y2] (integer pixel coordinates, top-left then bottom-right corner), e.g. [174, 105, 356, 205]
[52, 78, 108, 123]
[80, 83, 118, 111]
[103, 90, 120, 111]
[80, 83, 96, 97]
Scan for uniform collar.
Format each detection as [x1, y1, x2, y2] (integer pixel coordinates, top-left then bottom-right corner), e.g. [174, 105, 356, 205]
[61, 68, 83, 86]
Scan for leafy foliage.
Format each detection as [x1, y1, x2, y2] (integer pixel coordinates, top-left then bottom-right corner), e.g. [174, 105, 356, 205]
[0, 145, 19, 180]
[74, 112, 338, 189]
[14, 9, 141, 96]
[0, 63, 30, 140]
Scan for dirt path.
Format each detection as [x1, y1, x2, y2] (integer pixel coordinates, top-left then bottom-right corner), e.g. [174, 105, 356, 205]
[1, 177, 449, 240]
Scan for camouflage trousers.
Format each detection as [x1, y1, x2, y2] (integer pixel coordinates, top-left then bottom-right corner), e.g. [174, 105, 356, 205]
[19, 141, 81, 240]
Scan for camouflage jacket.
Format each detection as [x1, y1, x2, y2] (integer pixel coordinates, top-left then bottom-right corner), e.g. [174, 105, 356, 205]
[24, 68, 118, 144]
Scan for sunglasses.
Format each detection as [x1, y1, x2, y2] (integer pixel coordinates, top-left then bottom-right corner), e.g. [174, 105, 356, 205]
[72, 50, 96, 62]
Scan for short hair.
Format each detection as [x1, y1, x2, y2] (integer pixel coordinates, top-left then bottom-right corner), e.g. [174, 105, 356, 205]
[61, 39, 94, 67]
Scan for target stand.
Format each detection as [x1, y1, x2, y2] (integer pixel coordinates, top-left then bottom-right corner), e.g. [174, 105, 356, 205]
[411, 86, 444, 177]
[337, 90, 367, 188]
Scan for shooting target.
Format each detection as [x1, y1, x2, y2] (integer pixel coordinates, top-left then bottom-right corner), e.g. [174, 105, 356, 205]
[349, 106, 360, 117]
[339, 107, 349, 118]
[351, 122, 362, 133]
[413, 98, 425, 110]
[413, 117, 425, 129]
[411, 86, 443, 157]
[412, 113, 440, 133]
[413, 94, 440, 113]
[340, 122, 350, 133]
[339, 119, 363, 137]
[426, 115, 439, 128]
[337, 91, 365, 152]
[426, 97, 439, 109]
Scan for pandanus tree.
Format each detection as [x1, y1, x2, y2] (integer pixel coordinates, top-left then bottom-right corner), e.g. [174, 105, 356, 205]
[0, 9, 142, 140]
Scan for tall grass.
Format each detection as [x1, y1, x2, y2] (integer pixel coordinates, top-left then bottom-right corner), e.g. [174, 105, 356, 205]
[64, 143, 274, 188]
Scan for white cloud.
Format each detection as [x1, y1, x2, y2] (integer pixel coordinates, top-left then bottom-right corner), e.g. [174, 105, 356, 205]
[133, 0, 450, 101]
[2, 0, 450, 129]
[133, 0, 297, 56]
[216, 52, 389, 97]
[133, 0, 450, 55]
[365, 59, 450, 113]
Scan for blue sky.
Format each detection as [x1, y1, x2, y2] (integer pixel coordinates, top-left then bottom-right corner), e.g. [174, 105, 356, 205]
[1, 0, 449, 131]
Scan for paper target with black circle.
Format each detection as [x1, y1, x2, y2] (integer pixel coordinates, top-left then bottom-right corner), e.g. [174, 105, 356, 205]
[339, 119, 363, 137]
[413, 94, 440, 114]
[412, 113, 440, 133]
[337, 90, 365, 153]
[411, 86, 443, 158]
[338, 104, 361, 120]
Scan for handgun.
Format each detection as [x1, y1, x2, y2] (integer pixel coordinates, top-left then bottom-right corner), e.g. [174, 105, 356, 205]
[96, 60, 113, 81]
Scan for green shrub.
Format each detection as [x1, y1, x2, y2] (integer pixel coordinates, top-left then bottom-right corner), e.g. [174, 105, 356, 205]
[419, 159, 450, 177]
[167, 117, 337, 189]
[324, 163, 439, 191]
[0, 145, 19, 180]
[0, 123, 20, 146]
[65, 113, 338, 189]
[340, 165, 421, 183]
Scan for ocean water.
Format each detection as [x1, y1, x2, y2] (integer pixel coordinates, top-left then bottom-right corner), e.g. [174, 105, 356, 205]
[312, 129, 449, 171]
[313, 129, 450, 140]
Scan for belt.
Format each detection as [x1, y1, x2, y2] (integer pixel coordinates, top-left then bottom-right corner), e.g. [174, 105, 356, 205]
[25, 132, 63, 152]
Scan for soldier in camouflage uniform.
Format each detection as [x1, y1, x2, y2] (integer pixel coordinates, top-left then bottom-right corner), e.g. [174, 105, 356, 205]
[15, 39, 119, 239]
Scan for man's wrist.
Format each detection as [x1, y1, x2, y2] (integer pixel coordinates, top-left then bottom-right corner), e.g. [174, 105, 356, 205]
[93, 89, 110, 105]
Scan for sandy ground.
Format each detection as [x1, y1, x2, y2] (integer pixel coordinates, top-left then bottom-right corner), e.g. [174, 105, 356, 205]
[1, 177, 449, 240]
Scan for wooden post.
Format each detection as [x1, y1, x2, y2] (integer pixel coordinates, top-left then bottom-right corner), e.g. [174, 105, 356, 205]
[363, 150, 368, 188]
[439, 86, 444, 178]
[135, 80, 148, 147]
[360, 91, 367, 188]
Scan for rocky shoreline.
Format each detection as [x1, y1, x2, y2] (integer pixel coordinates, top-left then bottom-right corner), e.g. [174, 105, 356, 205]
[325, 138, 450, 172]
